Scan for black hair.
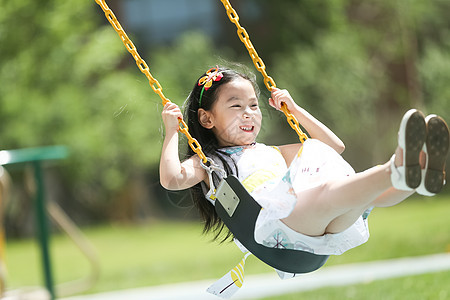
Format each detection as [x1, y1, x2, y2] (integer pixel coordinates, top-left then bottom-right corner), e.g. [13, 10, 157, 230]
[183, 65, 259, 242]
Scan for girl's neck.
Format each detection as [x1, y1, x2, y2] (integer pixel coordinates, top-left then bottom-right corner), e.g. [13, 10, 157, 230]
[218, 142, 256, 150]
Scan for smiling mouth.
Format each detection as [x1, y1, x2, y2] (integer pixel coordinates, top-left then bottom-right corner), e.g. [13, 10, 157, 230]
[240, 126, 254, 132]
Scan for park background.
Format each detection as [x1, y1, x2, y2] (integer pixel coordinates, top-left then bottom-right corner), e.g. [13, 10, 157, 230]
[1, 0, 450, 299]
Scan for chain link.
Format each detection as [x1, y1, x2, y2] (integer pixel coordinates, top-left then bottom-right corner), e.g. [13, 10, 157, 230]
[220, 0, 308, 143]
[94, 0, 208, 163]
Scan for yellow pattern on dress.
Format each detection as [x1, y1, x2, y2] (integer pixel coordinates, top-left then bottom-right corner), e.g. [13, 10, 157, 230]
[241, 170, 280, 193]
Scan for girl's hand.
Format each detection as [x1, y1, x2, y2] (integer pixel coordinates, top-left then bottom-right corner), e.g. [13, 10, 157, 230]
[268, 88, 299, 112]
[162, 102, 183, 134]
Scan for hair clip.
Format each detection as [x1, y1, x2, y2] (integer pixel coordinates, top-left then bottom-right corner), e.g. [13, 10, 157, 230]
[198, 66, 223, 107]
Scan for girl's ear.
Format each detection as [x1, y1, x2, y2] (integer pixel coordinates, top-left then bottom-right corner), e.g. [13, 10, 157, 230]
[198, 108, 214, 129]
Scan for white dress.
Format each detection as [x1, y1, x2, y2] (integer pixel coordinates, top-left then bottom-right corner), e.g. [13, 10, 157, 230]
[209, 139, 370, 255]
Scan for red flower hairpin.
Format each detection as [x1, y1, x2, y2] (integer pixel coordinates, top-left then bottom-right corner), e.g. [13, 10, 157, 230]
[198, 66, 223, 107]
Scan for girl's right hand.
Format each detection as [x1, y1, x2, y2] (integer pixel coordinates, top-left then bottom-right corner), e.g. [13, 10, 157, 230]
[269, 88, 299, 113]
[162, 102, 183, 134]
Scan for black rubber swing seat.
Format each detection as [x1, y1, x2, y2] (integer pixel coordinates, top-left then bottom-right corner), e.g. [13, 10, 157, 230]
[215, 175, 329, 274]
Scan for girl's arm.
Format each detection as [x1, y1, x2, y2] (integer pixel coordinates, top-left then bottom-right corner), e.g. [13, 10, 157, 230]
[269, 88, 345, 154]
[159, 103, 207, 190]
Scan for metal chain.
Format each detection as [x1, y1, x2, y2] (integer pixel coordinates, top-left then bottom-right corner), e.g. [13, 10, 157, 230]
[220, 0, 308, 143]
[94, 0, 208, 163]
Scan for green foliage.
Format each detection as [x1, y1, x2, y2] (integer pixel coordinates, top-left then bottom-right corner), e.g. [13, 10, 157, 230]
[256, 0, 344, 54]
[419, 40, 450, 120]
[0, 0, 241, 223]
[0, 0, 162, 218]
[264, 0, 450, 168]
[1, 0, 449, 226]
[271, 29, 376, 144]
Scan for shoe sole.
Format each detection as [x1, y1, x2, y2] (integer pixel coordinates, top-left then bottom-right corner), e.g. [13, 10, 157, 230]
[422, 116, 449, 194]
[402, 110, 427, 189]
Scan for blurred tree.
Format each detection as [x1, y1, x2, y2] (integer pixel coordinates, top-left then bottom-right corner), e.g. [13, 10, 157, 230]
[256, 0, 450, 171]
[0, 0, 243, 233]
[2, 0, 449, 234]
[0, 0, 172, 231]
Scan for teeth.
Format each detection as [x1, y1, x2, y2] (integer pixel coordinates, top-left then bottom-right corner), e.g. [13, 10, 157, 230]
[241, 126, 253, 131]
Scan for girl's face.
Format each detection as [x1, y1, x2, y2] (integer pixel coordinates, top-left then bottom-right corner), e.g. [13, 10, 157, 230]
[200, 78, 262, 147]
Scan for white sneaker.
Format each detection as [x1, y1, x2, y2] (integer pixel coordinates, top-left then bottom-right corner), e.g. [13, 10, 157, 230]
[416, 115, 449, 196]
[390, 109, 426, 190]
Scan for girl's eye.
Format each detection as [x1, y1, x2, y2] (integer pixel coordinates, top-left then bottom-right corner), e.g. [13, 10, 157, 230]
[231, 104, 241, 108]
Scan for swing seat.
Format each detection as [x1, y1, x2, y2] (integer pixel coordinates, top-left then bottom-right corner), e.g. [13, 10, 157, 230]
[215, 175, 329, 274]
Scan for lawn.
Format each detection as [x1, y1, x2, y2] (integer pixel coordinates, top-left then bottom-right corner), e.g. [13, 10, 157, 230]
[262, 271, 450, 300]
[4, 194, 450, 298]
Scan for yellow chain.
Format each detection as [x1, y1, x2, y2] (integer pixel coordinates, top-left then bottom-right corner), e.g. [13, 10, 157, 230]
[220, 0, 308, 143]
[94, 0, 208, 163]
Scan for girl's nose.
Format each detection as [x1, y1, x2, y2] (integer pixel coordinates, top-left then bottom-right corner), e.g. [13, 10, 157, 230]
[243, 106, 253, 118]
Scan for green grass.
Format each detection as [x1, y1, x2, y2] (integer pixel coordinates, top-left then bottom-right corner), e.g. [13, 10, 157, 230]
[262, 271, 450, 300]
[4, 195, 450, 297]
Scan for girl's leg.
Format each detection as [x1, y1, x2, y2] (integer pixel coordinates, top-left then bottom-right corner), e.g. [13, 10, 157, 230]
[324, 187, 414, 234]
[281, 161, 394, 236]
[371, 187, 415, 207]
[324, 114, 448, 233]
[282, 110, 427, 236]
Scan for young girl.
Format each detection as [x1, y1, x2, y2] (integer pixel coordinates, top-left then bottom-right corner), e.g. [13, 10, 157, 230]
[160, 66, 449, 255]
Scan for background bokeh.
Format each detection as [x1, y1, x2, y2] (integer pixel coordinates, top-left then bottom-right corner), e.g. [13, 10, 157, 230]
[1, 0, 449, 236]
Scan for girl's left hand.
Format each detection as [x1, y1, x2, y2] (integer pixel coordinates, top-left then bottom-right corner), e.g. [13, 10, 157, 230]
[268, 88, 298, 112]
[162, 102, 183, 134]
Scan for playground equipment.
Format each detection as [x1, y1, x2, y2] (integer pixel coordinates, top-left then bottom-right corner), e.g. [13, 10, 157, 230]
[94, 0, 329, 278]
[0, 146, 99, 300]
